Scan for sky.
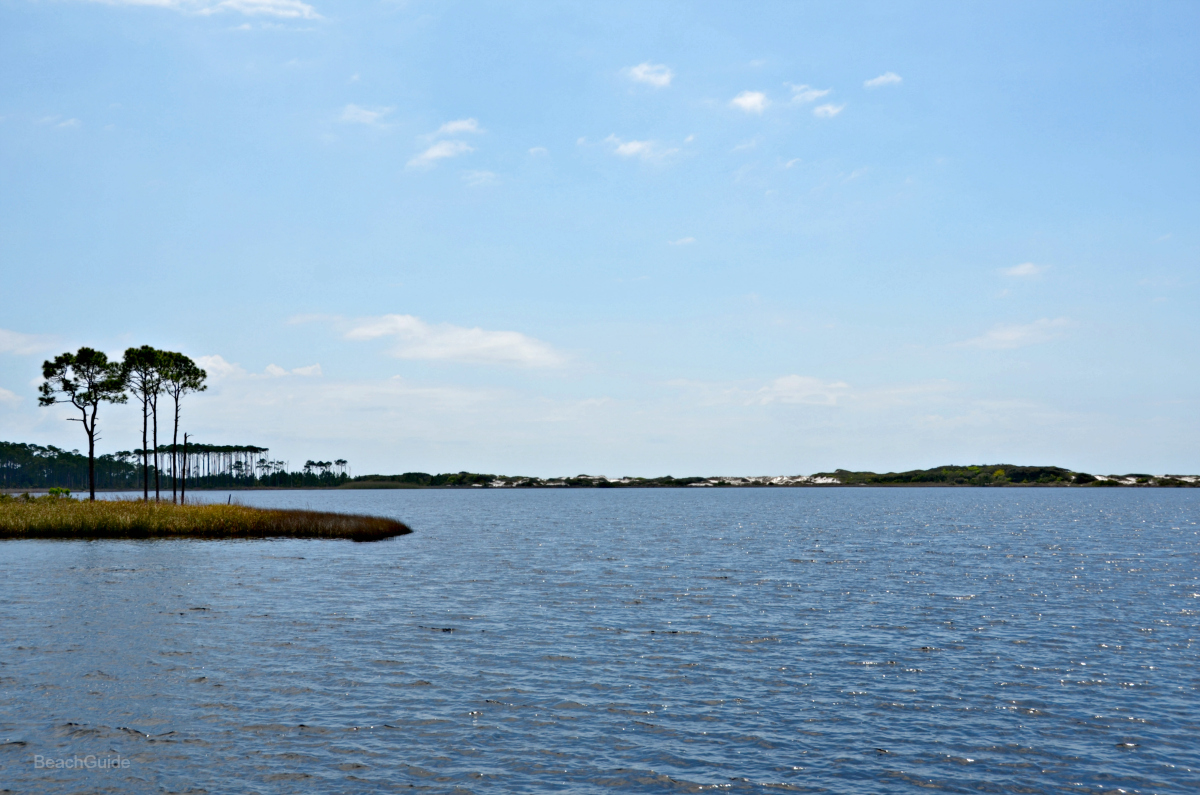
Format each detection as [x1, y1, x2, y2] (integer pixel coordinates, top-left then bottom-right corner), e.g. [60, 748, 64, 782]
[0, 0, 1197, 477]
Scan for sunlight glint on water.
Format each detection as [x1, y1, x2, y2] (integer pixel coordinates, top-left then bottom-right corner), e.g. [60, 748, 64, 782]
[1, 488, 1197, 793]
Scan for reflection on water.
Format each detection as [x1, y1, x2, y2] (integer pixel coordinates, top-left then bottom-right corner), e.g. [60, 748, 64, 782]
[1, 488, 1197, 793]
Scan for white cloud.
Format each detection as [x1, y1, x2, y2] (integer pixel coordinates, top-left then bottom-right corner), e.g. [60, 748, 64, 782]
[433, 118, 483, 136]
[960, 318, 1072, 350]
[813, 103, 844, 118]
[672, 375, 959, 418]
[0, 328, 55, 356]
[86, 0, 321, 19]
[265, 363, 321, 376]
[624, 62, 673, 88]
[668, 237, 695, 246]
[864, 72, 902, 88]
[407, 140, 474, 169]
[730, 91, 769, 114]
[36, 115, 80, 128]
[462, 170, 498, 187]
[204, 0, 318, 17]
[528, 146, 549, 156]
[345, 314, 565, 368]
[0, 386, 20, 406]
[788, 84, 830, 104]
[195, 354, 243, 379]
[748, 375, 851, 406]
[340, 104, 392, 126]
[604, 135, 677, 161]
[199, 355, 322, 379]
[607, 136, 653, 157]
[1001, 262, 1047, 278]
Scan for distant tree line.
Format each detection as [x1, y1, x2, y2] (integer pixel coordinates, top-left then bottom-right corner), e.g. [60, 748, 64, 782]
[813, 465, 1083, 486]
[807, 465, 1199, 486]
[0, 441, 352, 492]
[25, 345, 349, 499]
[0, 442, 140, 491]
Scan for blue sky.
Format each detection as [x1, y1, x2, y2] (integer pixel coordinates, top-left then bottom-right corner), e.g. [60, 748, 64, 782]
[1, 0, 1197, 476]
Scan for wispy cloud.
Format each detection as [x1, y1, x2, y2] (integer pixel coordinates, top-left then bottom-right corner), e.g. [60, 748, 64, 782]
[205, 0, 318, 18]
[730, 91, 769, 114]
[1000, 262, 1047, 278]
[668, 237, 695, 246]
[672, 375, 957, 413]
[462, 170, 498, 187]
[265, 363, 322, 377]
[624, 62, 673, 88]
[748, 375, 851, 406]
[86, 0, 321, 20]
[528, 146, 549, 156]
[604, 135, 677, 161]
[864, 71, 902, 88]
[788, 84, 830, 104]
[407, 140, 473, 169]
[196, 355, 322, 379]
[959, 318, 1071, 350]
[345, 314, 565, 367]
[36, 115, 81, 129]
[433, 118, 483, 137]
[340, 104, 392, 126]
[0, 328, 55, 356]
[813, 103, 844, 118]
[0, 386, 19, 406]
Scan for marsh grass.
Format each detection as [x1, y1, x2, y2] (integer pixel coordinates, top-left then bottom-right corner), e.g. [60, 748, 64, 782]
[0, 494, 410, 541]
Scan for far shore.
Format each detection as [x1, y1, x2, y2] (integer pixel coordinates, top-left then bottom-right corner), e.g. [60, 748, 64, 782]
[5, 462, 1196, 494]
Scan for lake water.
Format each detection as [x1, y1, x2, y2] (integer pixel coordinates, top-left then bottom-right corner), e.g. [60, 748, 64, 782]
[1, 488, 1197, 793]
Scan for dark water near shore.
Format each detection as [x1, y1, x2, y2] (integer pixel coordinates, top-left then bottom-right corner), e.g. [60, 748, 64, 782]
[1, 488, 1197, 793]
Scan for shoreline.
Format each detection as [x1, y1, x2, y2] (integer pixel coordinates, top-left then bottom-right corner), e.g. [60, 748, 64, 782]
[6, 481, 1196, 495]
[4, 464, 1197, 494]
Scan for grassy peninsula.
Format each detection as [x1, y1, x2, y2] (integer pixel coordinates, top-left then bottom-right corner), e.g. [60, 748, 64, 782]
[0, 493, 410, 541]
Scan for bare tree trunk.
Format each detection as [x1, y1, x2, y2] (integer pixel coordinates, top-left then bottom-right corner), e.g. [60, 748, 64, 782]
[84, 402, 97, 502]
[152, 394, 160, 501]
[142, 400, 149, 501]
[181, 433, 188, 505]
[171, 395, 180, 504]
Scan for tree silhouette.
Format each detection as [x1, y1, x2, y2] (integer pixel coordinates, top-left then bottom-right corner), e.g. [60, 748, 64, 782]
[159, 352, 207, 504]
[122, 346, 162, 501]
[39, 348, 128, 501]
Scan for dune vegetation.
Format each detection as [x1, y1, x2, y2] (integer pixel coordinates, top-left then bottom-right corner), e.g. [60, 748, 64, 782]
[0, 492, 410, 541]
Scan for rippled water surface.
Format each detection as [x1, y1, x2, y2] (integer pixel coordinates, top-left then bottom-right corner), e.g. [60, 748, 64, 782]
[1, 488, 1197, 793]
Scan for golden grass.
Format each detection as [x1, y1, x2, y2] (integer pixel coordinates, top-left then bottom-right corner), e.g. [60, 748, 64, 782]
[0, 495, 411, 542]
